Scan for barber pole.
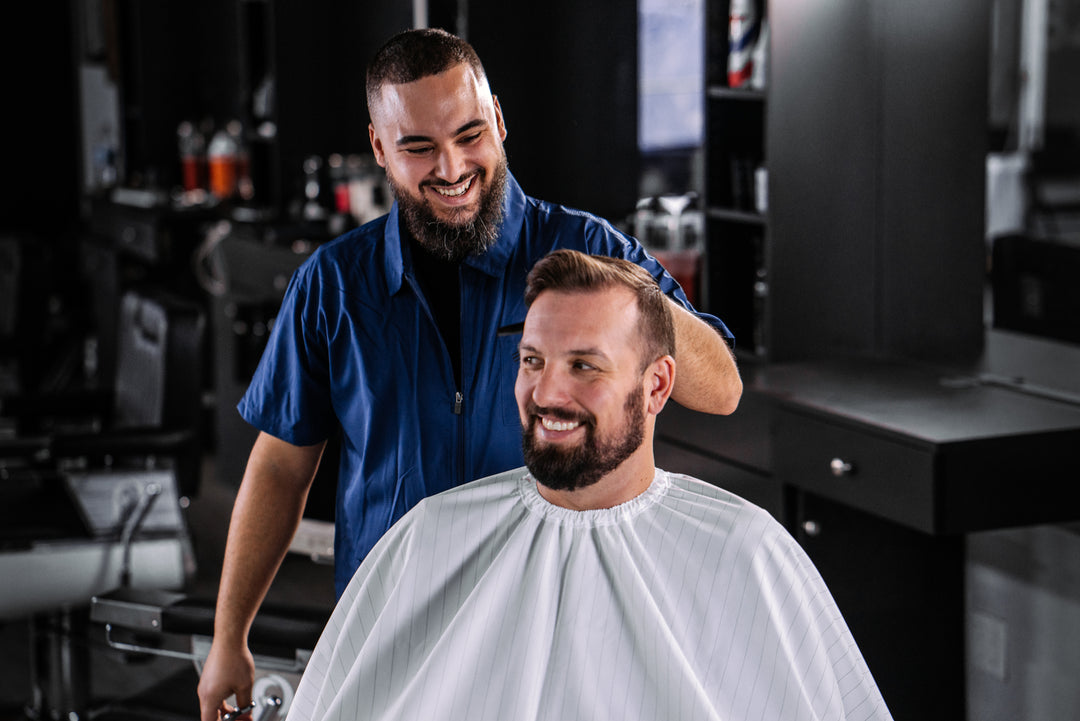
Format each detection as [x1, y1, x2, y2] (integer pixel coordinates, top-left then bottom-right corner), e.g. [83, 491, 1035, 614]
[727, 0, 759, 88]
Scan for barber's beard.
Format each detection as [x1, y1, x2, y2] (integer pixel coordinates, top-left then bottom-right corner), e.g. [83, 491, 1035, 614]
[521, 389, 646, 493]
[387, 154, 508, 263]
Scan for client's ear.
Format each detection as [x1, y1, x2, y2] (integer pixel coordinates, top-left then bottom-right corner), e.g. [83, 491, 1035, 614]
[644, 355, 676, 416]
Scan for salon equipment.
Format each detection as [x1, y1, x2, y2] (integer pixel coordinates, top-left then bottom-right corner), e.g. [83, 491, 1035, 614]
[1, 288, 204, 615]
[0, 287, 205, 720]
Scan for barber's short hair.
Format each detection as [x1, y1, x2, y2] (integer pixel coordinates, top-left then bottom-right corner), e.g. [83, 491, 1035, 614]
[366, 28, 489, 120]
[524, 250, 676, 369]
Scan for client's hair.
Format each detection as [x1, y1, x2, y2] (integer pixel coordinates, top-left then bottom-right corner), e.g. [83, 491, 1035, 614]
[524, 250, 675, 369]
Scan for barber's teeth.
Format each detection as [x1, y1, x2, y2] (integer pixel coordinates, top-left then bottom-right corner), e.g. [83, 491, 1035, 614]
[434, 176, 473, 197]
[541, 417, 580, 432]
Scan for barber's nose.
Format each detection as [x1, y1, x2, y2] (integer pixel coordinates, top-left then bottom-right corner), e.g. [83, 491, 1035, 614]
[435, 146, 468, 183]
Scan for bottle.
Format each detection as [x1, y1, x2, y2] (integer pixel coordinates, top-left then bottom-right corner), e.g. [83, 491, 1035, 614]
[302, 155, 328, 221]
[751, 19, 769, 90]
[754, 164, 769, 214]
[326, 153, 356, 234]
[228, 120, 254, 201]
[328, 153, 350, 215]
[92, 125, 118, 190]
[207, 124, 239, 200]
[728, 0, 760, 89]
[177, 121, 207, 192]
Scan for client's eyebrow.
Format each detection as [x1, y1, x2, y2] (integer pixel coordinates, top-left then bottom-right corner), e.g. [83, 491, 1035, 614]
[566, 348, 610, 363]
[518, 342, 610, 363]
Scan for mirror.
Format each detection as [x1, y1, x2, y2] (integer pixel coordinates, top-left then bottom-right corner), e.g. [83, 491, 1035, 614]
[987, 0, 1080, 346]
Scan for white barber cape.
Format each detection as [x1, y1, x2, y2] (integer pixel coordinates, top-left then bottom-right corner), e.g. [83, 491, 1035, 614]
[288, 468, 892, 721]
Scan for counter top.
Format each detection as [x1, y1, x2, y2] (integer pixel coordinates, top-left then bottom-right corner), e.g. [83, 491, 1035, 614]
[752, 356, 1080, 447]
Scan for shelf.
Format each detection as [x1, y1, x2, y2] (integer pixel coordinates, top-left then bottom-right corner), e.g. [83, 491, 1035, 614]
[707, 207, 767, 225]
[707, 85, 766, 102]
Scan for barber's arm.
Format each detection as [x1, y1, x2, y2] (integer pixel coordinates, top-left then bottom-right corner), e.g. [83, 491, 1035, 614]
[197, 432, 326, 721]
[667, 299, 742, 415]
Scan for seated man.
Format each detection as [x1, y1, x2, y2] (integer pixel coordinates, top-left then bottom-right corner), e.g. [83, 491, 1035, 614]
[284, 250, 892, 721]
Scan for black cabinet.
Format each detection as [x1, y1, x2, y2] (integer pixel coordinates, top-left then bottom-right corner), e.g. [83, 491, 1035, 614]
[759, 357, 1080, 720]
[788, 491, 965, 721]
[761, 359, 1080, 535]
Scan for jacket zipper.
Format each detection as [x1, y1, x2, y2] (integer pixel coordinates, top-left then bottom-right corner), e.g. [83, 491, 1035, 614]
[455, 265, 467, 489]
[403, 272, 462, 417]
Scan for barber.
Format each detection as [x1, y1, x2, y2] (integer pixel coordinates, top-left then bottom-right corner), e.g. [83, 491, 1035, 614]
[197, 28, 741, 721]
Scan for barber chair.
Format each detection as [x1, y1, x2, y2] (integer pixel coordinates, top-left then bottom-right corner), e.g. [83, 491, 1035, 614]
[89, 588, 328, 721]
[87, 483, 337, 721]
[0, 287, 205, 720]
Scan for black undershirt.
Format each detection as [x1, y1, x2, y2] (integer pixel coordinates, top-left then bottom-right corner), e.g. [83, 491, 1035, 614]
[407, 235, 463, 389]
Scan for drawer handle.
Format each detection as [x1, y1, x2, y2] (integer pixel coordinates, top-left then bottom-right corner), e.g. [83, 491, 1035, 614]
[829, 458, 854, 477]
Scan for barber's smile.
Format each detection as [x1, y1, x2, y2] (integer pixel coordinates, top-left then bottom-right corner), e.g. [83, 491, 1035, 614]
[426, 173, 477, 205]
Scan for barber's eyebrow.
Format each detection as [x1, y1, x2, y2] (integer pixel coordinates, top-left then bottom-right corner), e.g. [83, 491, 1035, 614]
[396, 119, 488, 147]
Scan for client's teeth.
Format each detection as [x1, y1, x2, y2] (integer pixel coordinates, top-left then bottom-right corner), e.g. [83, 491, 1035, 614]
[541, 418, 580, 432]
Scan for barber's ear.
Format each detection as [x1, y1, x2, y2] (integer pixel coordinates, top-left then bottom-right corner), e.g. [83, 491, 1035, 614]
[492, 95, 508, 142]
[369, 123, 387, 167]
[645, 355, 676, 415]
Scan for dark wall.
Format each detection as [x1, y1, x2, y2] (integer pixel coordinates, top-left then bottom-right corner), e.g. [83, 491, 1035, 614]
[270, 0, 412, 205]
[1, 1, 79, 237]
[468, 0, 640, 224]
[0, 2, 640, 232]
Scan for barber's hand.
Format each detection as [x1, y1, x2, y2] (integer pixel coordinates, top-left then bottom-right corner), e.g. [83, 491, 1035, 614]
[197, 638, 256, 721]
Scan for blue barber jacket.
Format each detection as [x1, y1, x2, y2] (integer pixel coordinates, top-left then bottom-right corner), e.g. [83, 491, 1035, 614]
[239, 173, 732, 595]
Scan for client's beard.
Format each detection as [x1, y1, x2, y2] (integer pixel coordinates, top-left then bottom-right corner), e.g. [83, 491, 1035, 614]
[521, 389, 645, 493]
[387, 154, 508, 263]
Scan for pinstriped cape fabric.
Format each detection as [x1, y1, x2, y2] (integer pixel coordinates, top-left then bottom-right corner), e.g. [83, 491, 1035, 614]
[286, 468, 892, 721]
